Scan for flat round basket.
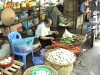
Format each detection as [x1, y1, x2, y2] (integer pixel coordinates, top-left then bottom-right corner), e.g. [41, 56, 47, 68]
[32, 67, 51, 75]
[72, 34, 87, 46]
[45, 49, 76, 66]
[23, 65, 58, 75]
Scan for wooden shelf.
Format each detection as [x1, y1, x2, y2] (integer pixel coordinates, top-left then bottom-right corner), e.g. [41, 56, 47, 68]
[19, 16, 33, 22]
[0, 16, 34, 28]
[0, 1, 41, 37]
[13, 6, 40, 13]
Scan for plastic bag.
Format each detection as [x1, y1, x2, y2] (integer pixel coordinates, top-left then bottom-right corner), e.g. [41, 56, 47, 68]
[12, 37, 35, 52]
[62, 29, 74, 38]
[22, 21, 33, 29]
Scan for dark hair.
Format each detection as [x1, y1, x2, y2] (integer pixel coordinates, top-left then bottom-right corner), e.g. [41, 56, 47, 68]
[44, 18, 51, 24]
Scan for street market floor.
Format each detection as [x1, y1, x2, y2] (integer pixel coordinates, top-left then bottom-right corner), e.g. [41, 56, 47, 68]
[71, 22, 100, 75]
[24, 22, 100, 75]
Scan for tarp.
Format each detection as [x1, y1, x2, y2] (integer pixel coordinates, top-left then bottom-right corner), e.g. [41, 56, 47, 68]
[46, 6, 63, 27]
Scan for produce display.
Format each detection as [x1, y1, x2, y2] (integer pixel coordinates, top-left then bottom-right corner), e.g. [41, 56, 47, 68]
[46, 48, 76, 65]
[34, 70, 50, 75]
[32, 67, 51, 75]
[60, 37, 74, 45]
[52, 40, 81, 54]
[0, 56, 14, 68]
[61, 29, 85, 46]
[60, 37, 83, 46]
[0, 57, 12, 64]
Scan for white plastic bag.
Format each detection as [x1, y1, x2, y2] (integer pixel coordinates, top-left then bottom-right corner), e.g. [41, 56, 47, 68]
[62, 29, 74, 38]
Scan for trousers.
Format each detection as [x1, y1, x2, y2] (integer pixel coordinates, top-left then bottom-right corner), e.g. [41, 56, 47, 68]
[39, 33, 56, 48]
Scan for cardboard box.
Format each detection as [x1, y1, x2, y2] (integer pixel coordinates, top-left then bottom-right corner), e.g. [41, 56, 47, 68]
[10, 23, 23, 32]
[1, 27, 10, 36]
[1, 23, 23, 36]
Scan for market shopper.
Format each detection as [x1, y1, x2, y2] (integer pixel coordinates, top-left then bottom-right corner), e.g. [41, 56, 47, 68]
[80, 0, 92, 21]
[80, 0, 92, 14]
[35, 18, 59, 47]
[89, 0, 100, 13]
[85, 0, 100, 38]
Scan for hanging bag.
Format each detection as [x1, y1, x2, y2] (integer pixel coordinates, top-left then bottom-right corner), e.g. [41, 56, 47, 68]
[12, 37, 35, 52]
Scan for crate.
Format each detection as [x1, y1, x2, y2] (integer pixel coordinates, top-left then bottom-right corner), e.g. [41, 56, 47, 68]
[0, 60, 24, 75]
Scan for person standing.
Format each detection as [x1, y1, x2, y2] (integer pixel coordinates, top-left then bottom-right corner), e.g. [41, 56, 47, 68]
[80, 0, 92, 21]
[89, 0, 100, 14]
[85, 0, 100, 38]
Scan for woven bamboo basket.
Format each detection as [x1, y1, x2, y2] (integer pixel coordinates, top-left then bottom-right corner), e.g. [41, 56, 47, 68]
[44, 49, 76, 75]
[23, 65, 58, 75]
[72, 34, 87, 47]
[44, 60, 51, 67]
[45, 45, 53, 52]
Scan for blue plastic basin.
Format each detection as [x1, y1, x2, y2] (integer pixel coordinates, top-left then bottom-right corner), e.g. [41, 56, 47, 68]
[32, 56, 44, 65]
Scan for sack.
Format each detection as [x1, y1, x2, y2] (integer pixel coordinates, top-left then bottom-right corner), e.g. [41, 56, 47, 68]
[12, 37, 35, 52]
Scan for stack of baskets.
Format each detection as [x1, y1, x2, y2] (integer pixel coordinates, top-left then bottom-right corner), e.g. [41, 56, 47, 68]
[44, 48, 76, 75]
[23, 65, 58, 75]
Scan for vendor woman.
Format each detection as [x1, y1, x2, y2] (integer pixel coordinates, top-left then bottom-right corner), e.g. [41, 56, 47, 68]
[35, 18, 59, 48]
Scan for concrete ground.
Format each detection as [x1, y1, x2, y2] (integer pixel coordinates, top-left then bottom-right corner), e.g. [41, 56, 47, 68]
[71, 40, 100, 75]
[71, 22, 100, 75]
[23, 22, 100, 75]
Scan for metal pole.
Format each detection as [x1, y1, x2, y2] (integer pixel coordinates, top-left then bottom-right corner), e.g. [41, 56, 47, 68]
[73, 0, 76, 32]
[44, 0, 45, 7]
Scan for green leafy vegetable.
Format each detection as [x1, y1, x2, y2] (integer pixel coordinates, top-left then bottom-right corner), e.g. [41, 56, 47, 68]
[60, 37, 83, 45]
[60, 37, 74, 45]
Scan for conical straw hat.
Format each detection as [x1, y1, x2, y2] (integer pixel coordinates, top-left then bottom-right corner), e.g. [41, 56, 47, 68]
[1, 8, 15, 26]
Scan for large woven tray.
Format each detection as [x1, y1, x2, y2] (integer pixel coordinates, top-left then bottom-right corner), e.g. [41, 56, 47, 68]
[72, 34, 87, 46]
[23, 65, 58, 75]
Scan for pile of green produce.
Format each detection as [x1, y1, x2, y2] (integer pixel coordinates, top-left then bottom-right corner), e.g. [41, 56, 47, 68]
[60, 37, 83, 45]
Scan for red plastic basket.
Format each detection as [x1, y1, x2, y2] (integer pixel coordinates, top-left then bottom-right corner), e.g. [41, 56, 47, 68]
[0, 56, 14, 68]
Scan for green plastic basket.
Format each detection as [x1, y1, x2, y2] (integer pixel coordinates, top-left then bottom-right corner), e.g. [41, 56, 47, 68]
[32, 67, 51, 75]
